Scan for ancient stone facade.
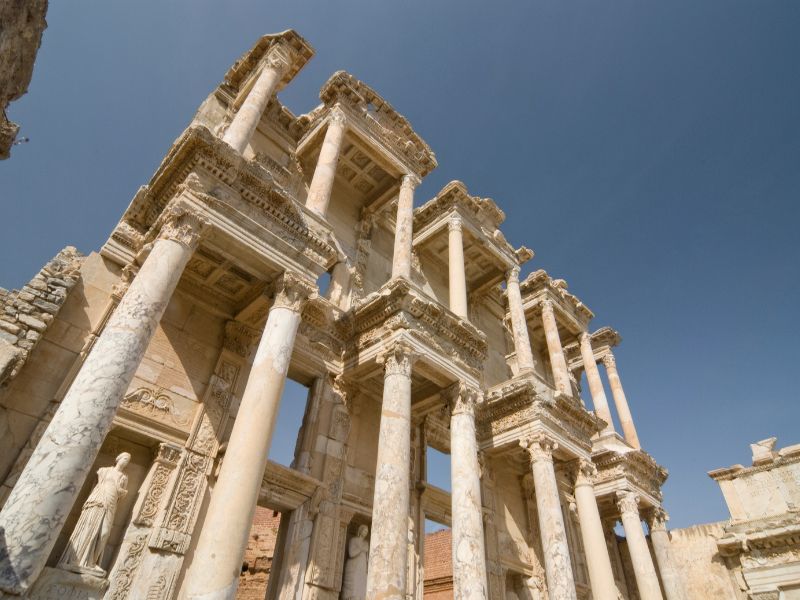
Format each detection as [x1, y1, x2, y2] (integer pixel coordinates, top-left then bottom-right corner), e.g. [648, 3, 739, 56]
[0, 29, 694, 600]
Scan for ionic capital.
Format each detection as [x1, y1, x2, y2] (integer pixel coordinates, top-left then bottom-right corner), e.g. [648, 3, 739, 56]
[271, 271, 316, 313]
[448, 215, 463, 233]
[158, 206, 208, 249]
[602, 353, 616, 370]
[400, 173, 421, 190]
[520, 434, 557, 464]
[377, 340, 418, 377]
[329, 104, 347, 126]
[616, 490, 640, 517]
[445, 382, 481, 416]
[575, 458, 597, 487]
[646, 507, 669, 532]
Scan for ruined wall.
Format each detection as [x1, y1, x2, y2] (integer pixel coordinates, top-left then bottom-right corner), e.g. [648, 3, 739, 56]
[668, 522, 744, 599]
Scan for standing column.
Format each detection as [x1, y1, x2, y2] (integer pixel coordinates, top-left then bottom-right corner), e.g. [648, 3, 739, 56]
[185, 272, 314, 600]
[305, 106, 347, 217]
[506, 267, 536, 374]
[616, 492, 663, 600]
[578, 333, 614, 435]
[521, 435, 577, 600]
[391, 174, 419, 279]
[0, 207, 205, 595]
[449, 383, 488, 599]
[540, 300, 572, 396]
[222, 45, 291, 154]
[366, 342, 416, 600]
[647, 509, 687, 600]
[448, 215, 469, 318]
[602, 353, 641, 449]
[573, 461, 617, 600]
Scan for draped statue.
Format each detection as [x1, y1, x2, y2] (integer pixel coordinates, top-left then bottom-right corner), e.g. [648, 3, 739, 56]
[59, 452, 130, 575]
[341, 524, 369, 600]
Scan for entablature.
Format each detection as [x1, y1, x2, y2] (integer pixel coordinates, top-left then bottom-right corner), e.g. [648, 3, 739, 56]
[564, 326, 621, 370]
[518, 270, 594, 336]
[591, 448, 668, 510]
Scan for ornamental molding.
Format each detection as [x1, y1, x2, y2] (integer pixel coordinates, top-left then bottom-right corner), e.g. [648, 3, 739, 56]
[519, 269, 594, 325]
[592, 448, 669, 501]
[121, 387, 191, 427]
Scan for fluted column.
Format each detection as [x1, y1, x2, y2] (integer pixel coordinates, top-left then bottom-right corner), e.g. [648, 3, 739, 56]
[579, 333, 614, 434]
[391, 174, 419, 279]
[616, 492, 663, 600]
[185, 272, 314, 600]
[573, 461, 617, 600]
[506, 267, 536, 373]
[521, 435, 577, 600]
[305, 106, 347, 217]
[448, 215, 469, 318]
[449, 384, 488, 599]
[602, 353, 640, 448]
[647, 509, 687, 600]
[0, 207, 205, 595]
[366, 342, 417, 599]
[541, 300, 571, 396]
[222, 45, 291, 154]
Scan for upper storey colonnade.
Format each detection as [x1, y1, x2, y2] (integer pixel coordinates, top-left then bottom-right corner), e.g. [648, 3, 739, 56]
[0, 29, 685, 600]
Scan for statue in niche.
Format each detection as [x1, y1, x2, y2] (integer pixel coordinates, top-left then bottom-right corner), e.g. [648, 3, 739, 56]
[341, 524, 369, 600]
[59, 452, 130, 575]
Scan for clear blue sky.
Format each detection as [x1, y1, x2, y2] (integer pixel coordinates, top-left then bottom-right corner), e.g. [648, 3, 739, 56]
[2, 1, 799, 529]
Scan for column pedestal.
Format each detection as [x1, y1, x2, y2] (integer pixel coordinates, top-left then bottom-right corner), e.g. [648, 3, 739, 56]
[366, 342, 416, 600]
[602, 354, 640, 448]
[616, 492, 663, 600]
[522, 436, 577, 600]
[185, 272, 313, 600]
[541, 300, 572, 396]
[579, 333, 614, 434]
[306, 107, 347, 217]
[449, 384, 488, 599]
[648, 509, 686, 600]
[0, 208, 204, 595]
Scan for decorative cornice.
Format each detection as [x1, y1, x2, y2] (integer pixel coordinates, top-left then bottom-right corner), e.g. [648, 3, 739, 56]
[593, 449, 668, 501]
[519, 269, 594, 324]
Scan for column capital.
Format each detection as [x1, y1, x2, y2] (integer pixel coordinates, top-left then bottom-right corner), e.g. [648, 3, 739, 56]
[158, 206, 208, 249]
[616, 490, 641, 516]
[448, 214, 463, 232]
[540, 298, 555, 316]
[445, 382, 481, 416]
[264, 42, 295, 73]
[272, 271, 316, 312]
[507, 265, 521, 283]
[377, 340, 418, 377]
[579, 330, 592, 346]
[329, 104, 347, 126]
[575, 458, 597, 487]
[400, 173, 421, 190]
[645, 507, 669, 532]
[520, 434, 558, 464]
[602, 352, 616, 370]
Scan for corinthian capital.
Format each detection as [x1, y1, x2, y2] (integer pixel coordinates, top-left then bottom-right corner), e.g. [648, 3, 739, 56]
[448, 215, 463, 233]
[445, 382, 481, 416]
[575, 458, 597, 487]
[507, 265, 521, 284]
[602, 353, 616, 370]
[158, 206, 208, 249]
[400, 173, 421, 190]
[520, 434, 557, 464]
[377, 340, 417, 377]
[616, 490, 640, 516]
[264, 43, 294, 73]
[540, 298, 555, 318]
[272, 271, 316, 312]
[329, 104, 347, 126]
[646, 507, 669, 532]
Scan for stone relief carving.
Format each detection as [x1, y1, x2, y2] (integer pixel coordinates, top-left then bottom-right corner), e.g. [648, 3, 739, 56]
[121, 387, 190, 426]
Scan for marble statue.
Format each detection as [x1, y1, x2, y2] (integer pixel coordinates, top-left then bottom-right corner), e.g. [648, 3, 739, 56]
[59, 452, 130, 574]
[341, 524, 369, 600]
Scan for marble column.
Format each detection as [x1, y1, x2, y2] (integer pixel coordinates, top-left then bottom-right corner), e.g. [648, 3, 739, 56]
[506, 267, 536, 374]
[573, 461, 617, 600]
[366, 341, 416, 600]
[0, 208, 205, 595]
[578, 333, 614, 435]
[222, 45, 291, 154]
[616, 492, 663, 600]
[391, 174, 419, 279]
[185, 272, 314, 600]
[540, 300, 572, 396]
[327, 260, 352, 310]
[448, 215, 469, 319]
[305, 106, 347, 217]
[647, 509, 687, 600]
[602, 353, 641, 449]
[521, 435, 577, 600]
[449, 383, 488, 600]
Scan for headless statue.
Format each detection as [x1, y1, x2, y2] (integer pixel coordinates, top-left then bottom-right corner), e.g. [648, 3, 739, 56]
[341, 524, 369, 600]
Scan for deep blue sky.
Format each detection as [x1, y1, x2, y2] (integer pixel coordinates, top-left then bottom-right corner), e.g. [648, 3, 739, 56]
[3, 1, 799, 529]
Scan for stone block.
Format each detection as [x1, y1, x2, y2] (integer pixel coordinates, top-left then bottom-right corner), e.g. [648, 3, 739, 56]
[0, 319, 20, 335]
[0, 339, 22, 382]
[32, 297, 61, 314]
[0, 329, 18, 344]
[18, 312, 46, 331]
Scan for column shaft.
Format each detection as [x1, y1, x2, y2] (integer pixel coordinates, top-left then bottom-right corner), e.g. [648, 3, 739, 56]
[617, 493, 663, 600]
[574, 462, 617, 600]
[649, 511, 687, 600]
[391, 175, 418, 279]
[579, 333, 614, 434]
[523, 437, 577, 600]
[603, 354, 641, 448]
[222, 48, 288, 154]
[185, 273, 312, 600]
[541, 300, 572, 396]
[305, 108, 347, 217]
[506, 267, 536, 373]
[448, 216, 469, 318]
[449, 385, 488, 599]
[0, 209, 203, 594]
[366, 343, 415, 600]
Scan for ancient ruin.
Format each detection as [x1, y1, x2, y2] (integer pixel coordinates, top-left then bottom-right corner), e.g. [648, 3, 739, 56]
[0, 29, 794, 600]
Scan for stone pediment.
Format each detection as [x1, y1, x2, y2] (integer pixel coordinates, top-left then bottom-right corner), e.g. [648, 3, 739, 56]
[340, 277, 487, 376]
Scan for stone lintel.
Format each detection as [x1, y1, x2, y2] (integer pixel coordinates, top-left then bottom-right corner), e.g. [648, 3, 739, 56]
[260, 459, 322, 512]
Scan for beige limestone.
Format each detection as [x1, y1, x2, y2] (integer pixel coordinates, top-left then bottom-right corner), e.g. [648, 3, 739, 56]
[448, 216, 468, 319]
[578, 332, 614, 434]
[540, 300, 572, 397]
[616, 491, 663, 600]
[305, 107, 347, 217]
[602, 353, 640, 449]
[391, 175, 419, 279]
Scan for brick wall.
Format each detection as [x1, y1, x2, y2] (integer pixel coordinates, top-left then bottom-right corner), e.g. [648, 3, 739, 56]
[236, 507, 282, 600]
[424, 528, 453, 600]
